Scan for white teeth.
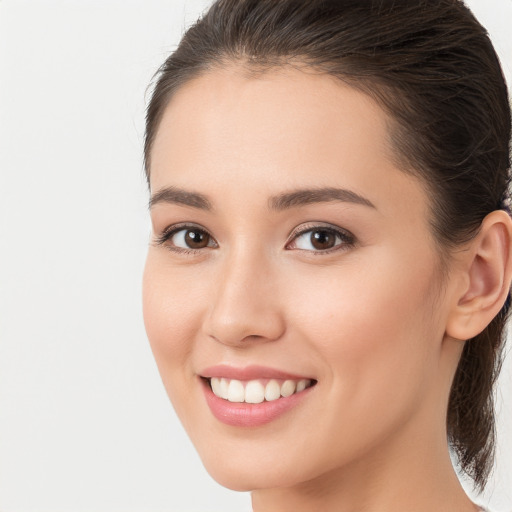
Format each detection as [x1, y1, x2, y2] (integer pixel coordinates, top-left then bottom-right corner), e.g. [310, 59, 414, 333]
[211, 377, 230, 400]
[227, 379, 245, 402]
[264, 379, 281, 401]
[296, 379, 307, 393]
[211, 377, 222, 397]
[245, 380, 265, 404]
[210, 377, 313, 403]
[219, 378, 229, 399]
[280, 380, 296, 397]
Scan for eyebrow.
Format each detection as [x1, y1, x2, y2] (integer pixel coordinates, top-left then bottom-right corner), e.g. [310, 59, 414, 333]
[149, 185, 375, 211]
[269, 187, 376, 210]
[149, 186, 212, 210]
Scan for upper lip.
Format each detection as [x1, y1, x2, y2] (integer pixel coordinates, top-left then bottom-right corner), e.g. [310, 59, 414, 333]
[199, 364, 314, 381]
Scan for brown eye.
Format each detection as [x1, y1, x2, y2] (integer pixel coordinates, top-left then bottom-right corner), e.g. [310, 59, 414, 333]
[310, 230, 336, 250]
[160, 226, 217, 251]
[183, 229, 210, 249]
[289, 225, 355, 253]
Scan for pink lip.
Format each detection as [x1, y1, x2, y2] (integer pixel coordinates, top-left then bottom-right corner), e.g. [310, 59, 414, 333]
[199, 364, 313, 381]
[199, 365, 316, 427]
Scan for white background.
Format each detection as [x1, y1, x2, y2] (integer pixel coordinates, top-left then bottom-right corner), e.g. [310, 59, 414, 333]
[0, 1, 510, 511]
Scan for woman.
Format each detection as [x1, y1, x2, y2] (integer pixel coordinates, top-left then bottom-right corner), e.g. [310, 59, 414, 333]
[142, 1, 512, 511]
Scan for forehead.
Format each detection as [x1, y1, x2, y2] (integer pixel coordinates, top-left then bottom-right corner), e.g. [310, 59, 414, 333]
[152, 64, 392, 152]
[149, 64, 429, 223]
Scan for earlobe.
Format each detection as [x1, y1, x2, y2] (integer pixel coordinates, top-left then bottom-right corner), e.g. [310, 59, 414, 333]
[446, 210, 512, 341]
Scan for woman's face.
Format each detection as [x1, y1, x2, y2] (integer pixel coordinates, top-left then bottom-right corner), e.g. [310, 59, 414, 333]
[143, 66, 460, 491]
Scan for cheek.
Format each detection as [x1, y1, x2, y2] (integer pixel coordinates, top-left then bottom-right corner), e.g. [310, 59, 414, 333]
[274, 252, 444, 468]
[286, 248, 442, 401]
[142, 253, 216, 437]
[142, 253, 206, 374]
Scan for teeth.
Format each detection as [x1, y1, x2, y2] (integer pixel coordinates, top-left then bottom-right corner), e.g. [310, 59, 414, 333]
[227, 379, 245, 402]
[264, 379, 281, 401]
[245, 380, 265, 403]
[210, 377, 312, 403]
[280, 380, 296, 397]
[211, 377, 230, 400]
[296, 379, 307, 392]
[211, 377, 222, 397]
[219, 378, 229, 399]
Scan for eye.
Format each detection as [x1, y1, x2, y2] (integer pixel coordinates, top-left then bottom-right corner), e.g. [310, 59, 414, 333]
[155, 224, 217, 252]
[287, 225, 355, 253]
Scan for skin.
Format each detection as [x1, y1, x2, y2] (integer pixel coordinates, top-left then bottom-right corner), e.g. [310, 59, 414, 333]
[143, 65, 511, 512]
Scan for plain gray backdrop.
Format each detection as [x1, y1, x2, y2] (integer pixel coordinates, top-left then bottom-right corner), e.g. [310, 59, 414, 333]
[0, 1, 511, 511]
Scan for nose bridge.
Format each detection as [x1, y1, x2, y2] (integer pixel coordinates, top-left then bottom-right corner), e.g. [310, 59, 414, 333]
[205, 241, 285, 345]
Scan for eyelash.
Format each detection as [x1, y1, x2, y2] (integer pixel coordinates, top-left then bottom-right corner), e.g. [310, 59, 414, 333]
[154, 223, 356, 255]
[287, 223, 356, 255]
[154, 223, 217, 255]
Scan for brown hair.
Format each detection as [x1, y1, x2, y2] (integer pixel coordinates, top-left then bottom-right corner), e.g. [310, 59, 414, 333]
[144, 0, 511, 491]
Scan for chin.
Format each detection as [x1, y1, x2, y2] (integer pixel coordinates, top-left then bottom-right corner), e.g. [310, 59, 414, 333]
[205, 469, 257, 492]
[196, 442, 324, 492]
[202, 461, 291, 492]
[195, 447, 267, 491]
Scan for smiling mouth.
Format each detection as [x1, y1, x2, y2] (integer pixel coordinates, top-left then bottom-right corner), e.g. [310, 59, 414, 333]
[204, 377, 316, 404]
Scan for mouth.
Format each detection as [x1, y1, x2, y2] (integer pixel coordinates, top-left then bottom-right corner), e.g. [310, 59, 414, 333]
[198, 366, 317, 427]
[204, 377, 315, 404]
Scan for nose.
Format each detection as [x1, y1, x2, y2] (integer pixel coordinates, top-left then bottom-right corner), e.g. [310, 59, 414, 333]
[202, 249, 286, 347]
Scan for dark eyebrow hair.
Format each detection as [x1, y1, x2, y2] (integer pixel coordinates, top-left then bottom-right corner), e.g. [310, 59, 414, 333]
[149, 185, 375, 212]
[269, 187, 376, 210]
[149, 186, 212, 210]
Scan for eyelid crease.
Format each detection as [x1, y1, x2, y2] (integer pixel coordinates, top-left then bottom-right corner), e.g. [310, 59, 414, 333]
[288, 221, 352, 235]
[287, 222, 355, 242]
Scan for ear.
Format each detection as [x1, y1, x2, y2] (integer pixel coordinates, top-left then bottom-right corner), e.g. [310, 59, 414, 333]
[446, 210, 512, 341]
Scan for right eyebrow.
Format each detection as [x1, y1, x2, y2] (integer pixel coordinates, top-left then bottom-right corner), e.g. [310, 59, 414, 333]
[149, 186, 213, 211]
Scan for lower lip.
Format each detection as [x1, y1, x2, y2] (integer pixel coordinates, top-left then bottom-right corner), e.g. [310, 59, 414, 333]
[201, 379, 315, 427]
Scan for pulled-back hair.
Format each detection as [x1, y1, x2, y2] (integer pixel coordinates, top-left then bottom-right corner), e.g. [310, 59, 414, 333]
[144, 0, 511, 491]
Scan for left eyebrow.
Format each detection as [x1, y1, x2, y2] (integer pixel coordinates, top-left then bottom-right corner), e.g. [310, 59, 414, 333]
[268, 187, 376, 210]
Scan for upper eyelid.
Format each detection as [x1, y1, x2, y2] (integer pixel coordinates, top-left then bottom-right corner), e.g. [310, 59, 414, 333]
[158, 222, 349, 237]
[160, 222, 213, 239]
[286, 224, 356, 252]
[162, 221, 207, 233]
[155, 223, 217, 248]
[288, 222, 353, 240]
